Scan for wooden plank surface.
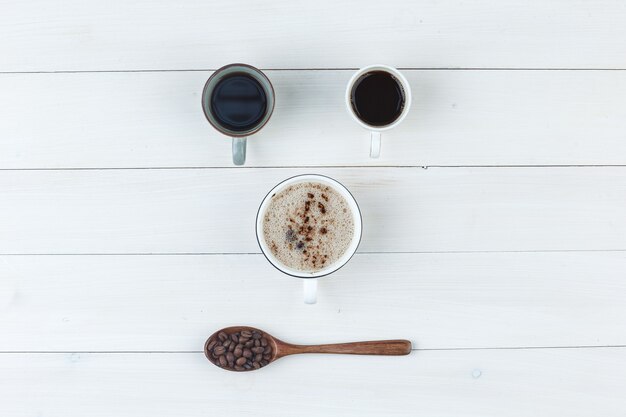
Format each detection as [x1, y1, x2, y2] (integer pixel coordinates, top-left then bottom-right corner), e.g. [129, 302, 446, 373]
[3, 0, 626, 71]
[0, 167, 624, 254]
[1, 349, 625, 417]
[3, 0, 625, 415]
[2, 70, 626, 168]
[1, 252, 624, 351]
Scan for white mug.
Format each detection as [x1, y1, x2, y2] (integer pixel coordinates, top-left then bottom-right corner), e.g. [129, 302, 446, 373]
[346, 64, 412, 158]
[255, 174, 363, 304]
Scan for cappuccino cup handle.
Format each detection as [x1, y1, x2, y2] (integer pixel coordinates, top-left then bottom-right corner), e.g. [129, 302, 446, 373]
[232, 137, 247, 165]
[303, 279, 317, 304]
[370, 131, 381, 158]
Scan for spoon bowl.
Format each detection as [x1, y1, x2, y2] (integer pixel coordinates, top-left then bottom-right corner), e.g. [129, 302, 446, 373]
[205, 326, 279, 371]
[204, 326, 411, 372]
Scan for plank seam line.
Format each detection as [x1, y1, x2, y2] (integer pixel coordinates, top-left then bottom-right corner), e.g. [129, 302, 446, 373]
[2, 68, 626, 75]
[1, 249, 626, 256]
[1, 165, 626, 172]
[1, 345, 625, 354]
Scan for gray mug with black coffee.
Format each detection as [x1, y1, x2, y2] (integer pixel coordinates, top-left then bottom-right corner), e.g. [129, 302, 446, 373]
[202, 64, 275, 165]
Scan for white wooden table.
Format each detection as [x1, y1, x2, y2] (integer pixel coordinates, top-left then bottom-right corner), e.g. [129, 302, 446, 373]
[1, 1, 626, 415]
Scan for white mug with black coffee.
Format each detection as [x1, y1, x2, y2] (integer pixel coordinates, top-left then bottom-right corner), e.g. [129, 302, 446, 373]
[346, 65, 411, 158]
[256, 175, 362, 304]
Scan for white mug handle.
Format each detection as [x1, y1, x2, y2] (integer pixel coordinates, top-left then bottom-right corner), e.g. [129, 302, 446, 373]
[303, 279, 317, 304]
[370, 131, 381, 158]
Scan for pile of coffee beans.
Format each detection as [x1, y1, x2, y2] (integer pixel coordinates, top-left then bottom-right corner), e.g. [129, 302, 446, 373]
[206, 329, 273, 371]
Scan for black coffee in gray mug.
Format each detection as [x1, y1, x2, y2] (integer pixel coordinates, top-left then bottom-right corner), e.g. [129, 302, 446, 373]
[211, 74, 267, 132]
[202, 64, 275, 165]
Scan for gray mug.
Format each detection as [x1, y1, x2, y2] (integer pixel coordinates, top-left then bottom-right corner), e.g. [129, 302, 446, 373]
[202, 64, 275, 165]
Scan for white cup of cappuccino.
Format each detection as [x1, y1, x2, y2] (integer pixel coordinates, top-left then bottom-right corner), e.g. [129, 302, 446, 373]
[256, 174, 362, 304]
[346, 64, 412, 158]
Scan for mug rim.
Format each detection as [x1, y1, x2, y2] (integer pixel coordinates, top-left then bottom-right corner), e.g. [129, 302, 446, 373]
[202, 63, 276, 138]
[255, 174, 363, 279]
[345, 64, 412, 132]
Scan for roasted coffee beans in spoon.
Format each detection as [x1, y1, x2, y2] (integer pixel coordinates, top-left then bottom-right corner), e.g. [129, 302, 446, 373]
[205, 326, 411, 372]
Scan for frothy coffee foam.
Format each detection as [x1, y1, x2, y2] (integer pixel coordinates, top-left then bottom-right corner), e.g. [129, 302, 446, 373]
[262, 181, 355, 272]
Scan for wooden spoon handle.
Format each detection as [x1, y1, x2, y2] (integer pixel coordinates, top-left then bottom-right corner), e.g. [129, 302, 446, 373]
[286, 339, 412, 356]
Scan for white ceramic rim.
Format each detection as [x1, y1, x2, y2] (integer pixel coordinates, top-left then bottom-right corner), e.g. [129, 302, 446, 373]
[255, 174, 363, 278]
[345, 64, 412, 132]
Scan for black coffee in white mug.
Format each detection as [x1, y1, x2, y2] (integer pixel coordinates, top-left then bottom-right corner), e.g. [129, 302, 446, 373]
[202, 64, 275, 165]
[350, 71, 405, 126]
[346, 65, 411, 158]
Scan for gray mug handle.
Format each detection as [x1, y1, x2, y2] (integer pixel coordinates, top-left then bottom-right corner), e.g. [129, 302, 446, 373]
[232, 137, 247, 165]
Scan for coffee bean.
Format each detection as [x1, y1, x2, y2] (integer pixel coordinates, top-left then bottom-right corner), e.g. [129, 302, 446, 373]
[206, 329, 274, 371]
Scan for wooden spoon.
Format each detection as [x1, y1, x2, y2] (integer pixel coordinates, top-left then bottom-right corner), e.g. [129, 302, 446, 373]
[204, 326, 412, 372]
